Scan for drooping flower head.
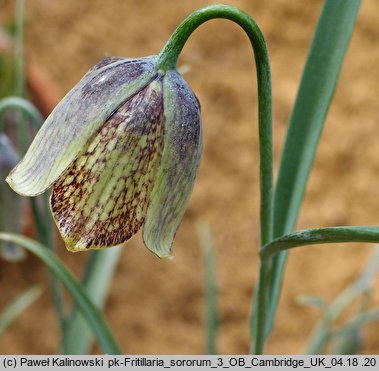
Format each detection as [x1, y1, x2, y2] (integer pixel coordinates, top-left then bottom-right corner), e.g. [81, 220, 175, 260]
[7, 56, 202, 258]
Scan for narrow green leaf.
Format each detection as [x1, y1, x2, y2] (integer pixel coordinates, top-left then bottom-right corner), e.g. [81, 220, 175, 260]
[331, 325, 362, 355]
[0, 286, 42, 334]
[0, 232, 122, 354]
[15, 0, 25, 98]
[0, 96, 67, 336]
[261, 226, 379, 259]
[297, 295, 327, 312]
[197, 222, 218, 355]
[305, 247, 379, 354]
[63, 248, 122, 354]
[269, 0, 361, 337]
[332, 307, 379, 339]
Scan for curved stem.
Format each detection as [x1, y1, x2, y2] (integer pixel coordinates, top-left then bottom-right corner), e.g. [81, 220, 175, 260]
[158, 4, 273, 354]
[0, 97, 44, 132]
[15, 0, 26, 98]
[0, 232, 122, 354]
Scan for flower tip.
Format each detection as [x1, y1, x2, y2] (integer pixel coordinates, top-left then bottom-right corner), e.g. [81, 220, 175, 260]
[148, 246, 173, 260]
[5, 173, 21, 195]
[5, 174, 13, 187]
[63, 236, 87, 253]
[5, 170, 44, 197]
[143, 232, 174, 260]
[162, 254, 174, 261]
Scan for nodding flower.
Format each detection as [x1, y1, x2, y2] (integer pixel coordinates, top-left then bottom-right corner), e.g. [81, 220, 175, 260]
[7, 56, 202, 258]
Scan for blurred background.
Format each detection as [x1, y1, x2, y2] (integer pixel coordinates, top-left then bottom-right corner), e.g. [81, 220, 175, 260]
[1, 0, 379, 354]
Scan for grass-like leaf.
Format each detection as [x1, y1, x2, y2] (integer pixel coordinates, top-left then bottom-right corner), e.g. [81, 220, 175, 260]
[332, 307, 379, 343]
[62, 248, 122, 354]
[0, 286, 42, 334]
[264, 237, 375, 353]
[0, 96, 67, 336]
[197, 222, 218, 355]
[261, 226, 379, 259]
[0, 232, 122, 354]
[297, 295, 327, 312]
[304, 247, 379, 354]
[268, 0, 361, 338]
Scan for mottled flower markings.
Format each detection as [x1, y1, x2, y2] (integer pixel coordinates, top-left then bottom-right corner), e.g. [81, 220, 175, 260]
[7, 56, 202, 258]
[51, 80, 165, 251]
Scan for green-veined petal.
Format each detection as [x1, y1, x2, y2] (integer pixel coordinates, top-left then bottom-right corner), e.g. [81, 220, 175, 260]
[7, 57, 158, 196]
[50, 78, 164, 251]
[143, 71, 202, 258]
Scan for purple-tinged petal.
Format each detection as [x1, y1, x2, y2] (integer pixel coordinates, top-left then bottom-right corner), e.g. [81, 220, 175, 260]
[7, 57, 158, 196]
[143, 71, 202, 258]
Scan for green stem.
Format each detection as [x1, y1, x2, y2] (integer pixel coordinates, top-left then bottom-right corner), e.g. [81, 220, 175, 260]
[158, 4, 273, 354]
[0, 97, 44, 132]
[14, 0, 28, 153]
[0, 232, 122, 354]
[15, 0, 25, 98]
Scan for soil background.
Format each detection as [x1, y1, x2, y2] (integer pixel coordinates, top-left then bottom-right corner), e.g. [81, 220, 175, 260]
[1, 0, 379, 354]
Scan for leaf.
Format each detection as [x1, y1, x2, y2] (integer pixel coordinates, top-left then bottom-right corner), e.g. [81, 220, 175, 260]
[62, 248, 122, 354]
[304, 247, 379, 354]
[268, 0, 361, 338]
[332, 307, 379, 341]
[0, 286, 42, 334]
[297, 295, 327, 312]
[331, 326, 362, 355]
[197, 222, 218, 355]
[261, 226, 379, 259]
[0, 232, 122, 354]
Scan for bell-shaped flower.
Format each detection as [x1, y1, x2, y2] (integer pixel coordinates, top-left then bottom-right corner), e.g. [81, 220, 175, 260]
[0, 134, 26, 261]
[6, 56, 202, 258]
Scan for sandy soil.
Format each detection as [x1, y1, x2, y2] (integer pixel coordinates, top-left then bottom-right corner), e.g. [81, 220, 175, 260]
[1, 0, 379, 354]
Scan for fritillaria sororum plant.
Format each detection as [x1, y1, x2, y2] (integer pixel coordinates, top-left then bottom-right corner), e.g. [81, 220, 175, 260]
[2, 2, 373, 356]
[6, 4, 275, 354]
[0, 133, 25, 261]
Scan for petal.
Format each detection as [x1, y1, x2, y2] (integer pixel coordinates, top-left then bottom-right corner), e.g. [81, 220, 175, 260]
[7, 56, 158, 196]
[50, 78, 164, 251]
[143, 71, 202, 258]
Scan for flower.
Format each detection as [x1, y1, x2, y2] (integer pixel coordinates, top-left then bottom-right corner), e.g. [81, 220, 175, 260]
[6, 56, 202, 258]
[0, 134, 26, 261]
